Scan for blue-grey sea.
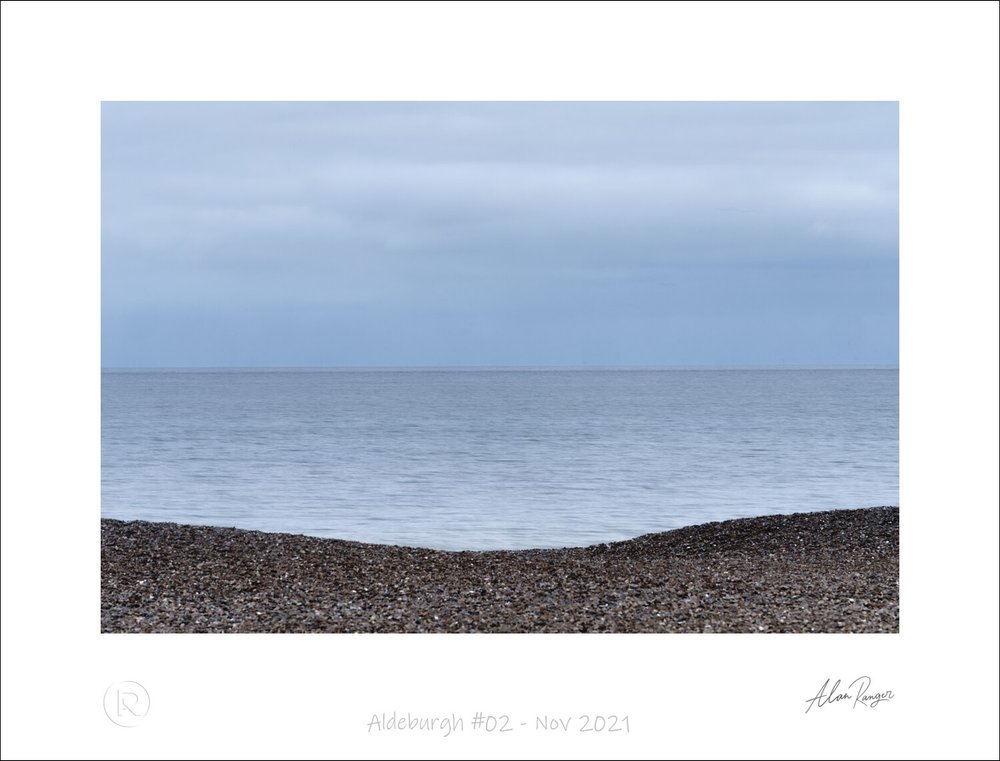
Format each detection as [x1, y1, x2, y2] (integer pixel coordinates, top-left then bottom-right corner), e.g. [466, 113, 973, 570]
[101, 369, 898, 550]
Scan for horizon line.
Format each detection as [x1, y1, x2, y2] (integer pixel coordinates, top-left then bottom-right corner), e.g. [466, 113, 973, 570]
[101, 364, 900, 371]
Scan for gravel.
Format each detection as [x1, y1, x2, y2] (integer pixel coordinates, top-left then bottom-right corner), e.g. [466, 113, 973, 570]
[101, 506, 899, 633]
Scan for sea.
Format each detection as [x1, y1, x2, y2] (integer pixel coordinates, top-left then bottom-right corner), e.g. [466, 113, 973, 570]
[101, 368, 898, 550]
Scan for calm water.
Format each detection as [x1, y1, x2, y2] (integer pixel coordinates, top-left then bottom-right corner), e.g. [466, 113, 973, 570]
[102, 369, 898, 550]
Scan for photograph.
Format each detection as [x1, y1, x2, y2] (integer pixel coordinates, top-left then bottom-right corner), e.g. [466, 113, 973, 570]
[101, 101, 899, 634]
[3, 3, 997, 759]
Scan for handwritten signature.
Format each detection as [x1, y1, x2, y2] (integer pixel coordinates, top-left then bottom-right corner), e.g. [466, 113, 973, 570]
[805, 677, 894, 713]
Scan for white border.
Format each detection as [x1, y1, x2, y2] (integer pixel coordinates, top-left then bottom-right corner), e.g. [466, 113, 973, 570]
[2, 2, 998, 759]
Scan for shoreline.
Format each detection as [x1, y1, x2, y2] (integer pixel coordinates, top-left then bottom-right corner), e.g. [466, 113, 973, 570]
[102, 506, 899, 633]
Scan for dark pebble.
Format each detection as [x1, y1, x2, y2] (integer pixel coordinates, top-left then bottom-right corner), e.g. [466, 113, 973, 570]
[101, 507, 899, 633]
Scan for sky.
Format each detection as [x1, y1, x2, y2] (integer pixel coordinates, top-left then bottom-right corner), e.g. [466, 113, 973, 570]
[102, 102, 898, 368]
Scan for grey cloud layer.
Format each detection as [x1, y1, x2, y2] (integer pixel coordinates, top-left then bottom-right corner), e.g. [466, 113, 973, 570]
[102, 102, 898, 367]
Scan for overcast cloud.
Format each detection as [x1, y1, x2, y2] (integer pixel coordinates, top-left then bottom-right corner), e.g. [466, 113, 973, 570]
[102, 102, 898, 367]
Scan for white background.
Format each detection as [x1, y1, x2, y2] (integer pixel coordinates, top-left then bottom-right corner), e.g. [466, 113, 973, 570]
[2, 2, 998, 759]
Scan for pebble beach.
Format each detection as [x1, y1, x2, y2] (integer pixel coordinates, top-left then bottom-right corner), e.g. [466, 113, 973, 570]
[101, 506, 898, 633]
